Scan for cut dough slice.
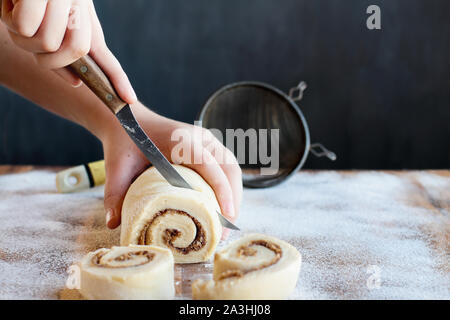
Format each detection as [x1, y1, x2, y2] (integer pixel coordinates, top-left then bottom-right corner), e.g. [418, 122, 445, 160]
[79, 245, 174, 300]
[192, 234, 301, 300]
[120, 165, 222, 263]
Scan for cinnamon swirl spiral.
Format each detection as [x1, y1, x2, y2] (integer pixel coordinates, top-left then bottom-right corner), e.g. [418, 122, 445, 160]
[192, 234, 301, 300]
[120, 165, 222, 263]
[79, 245, 174, 300]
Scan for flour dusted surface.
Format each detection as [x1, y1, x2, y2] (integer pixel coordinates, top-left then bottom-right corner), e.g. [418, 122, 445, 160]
[0, 169, 448, 299]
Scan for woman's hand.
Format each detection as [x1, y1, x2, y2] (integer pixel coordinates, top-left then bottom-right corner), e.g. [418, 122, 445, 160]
[0, 3, 242, 237]
[0, 0, 136, 103]
[101, 104, 243, 238]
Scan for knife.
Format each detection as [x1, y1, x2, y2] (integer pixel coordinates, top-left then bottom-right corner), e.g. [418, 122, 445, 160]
[68, 56, 239, 230]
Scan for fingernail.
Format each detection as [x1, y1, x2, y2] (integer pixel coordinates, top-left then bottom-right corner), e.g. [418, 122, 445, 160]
[105, 208, 114, 226]
[223, 202, 235, 219]
[126, 77, 138, 103]
[130, 87, 137, 103]
[221, 228, 230, 241]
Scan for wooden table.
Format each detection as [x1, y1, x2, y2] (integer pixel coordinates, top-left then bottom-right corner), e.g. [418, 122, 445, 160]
[0, 166, 449, 300]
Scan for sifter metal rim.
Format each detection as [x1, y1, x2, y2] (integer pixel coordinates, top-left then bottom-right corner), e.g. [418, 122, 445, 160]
[198, 81, 312, 188]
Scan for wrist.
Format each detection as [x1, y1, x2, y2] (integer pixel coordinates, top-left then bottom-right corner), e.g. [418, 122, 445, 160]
[78, 99, 117, 142]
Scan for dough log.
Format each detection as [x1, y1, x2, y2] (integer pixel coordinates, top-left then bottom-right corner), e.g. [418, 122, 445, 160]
[120, 165, 222, 263]
[192, 234, 301, 300]
[79, 245, 175, 300]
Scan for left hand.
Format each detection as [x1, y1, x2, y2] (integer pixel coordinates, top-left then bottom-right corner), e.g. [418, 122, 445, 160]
[101, 103, 243, 239]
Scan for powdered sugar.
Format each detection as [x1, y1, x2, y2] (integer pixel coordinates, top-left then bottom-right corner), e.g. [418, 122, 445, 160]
[232, 171, 449, 299]
[0, 169, 448, 299]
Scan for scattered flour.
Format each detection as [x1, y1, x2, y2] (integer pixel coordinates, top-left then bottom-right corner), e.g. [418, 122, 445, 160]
[0, 170, 448, 299]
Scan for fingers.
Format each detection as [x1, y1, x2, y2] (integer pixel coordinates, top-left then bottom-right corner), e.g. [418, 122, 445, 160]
[35, 0, 92, 69]
[202, 130, 243, 221]
[2, 0, 87, 89]
[1, 0, 48, 37]
[89, 43, 137, 104]
[218, 149, 243, 220]
[218, 153, 242, 240]
[7, 0, 71, 53]
[88, 2, 137, 104]
[183, 149, 236, 222]
[2, 0, 137, 99]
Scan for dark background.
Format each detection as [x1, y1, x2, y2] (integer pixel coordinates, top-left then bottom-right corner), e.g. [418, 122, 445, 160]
[0, 0, 448, 169]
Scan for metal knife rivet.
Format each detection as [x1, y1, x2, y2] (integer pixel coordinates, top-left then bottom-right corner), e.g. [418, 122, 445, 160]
[80, 66, 88, 73]
[106, 94, 113, 101]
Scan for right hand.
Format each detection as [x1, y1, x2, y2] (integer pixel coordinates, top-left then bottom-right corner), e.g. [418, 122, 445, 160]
[0, 0, 136, 104]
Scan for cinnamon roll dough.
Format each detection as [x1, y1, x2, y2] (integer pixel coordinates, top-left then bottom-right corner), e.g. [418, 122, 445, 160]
[79, 245, 174, 300]
[192, 234, 301, 300]
[120, 165, 222, 263]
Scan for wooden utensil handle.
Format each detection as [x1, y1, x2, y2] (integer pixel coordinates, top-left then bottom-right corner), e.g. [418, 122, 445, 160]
[69, 56, 127, 114]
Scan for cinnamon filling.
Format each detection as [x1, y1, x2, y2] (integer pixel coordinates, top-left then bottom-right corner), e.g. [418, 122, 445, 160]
[138, 209, 206, 255]
[218, 240, 283, 280]
[238, 246, 257, 257]
[92, 250, 154, 268]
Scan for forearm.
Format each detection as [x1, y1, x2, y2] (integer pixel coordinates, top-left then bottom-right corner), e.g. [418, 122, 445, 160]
[0, 23, 130, 140]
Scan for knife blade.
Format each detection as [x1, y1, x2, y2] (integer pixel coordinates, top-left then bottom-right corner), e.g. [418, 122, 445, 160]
[68, 56, 239, 230]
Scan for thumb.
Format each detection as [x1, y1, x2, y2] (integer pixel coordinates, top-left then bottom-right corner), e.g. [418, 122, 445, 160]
[103, 143, 149, 229]
[103, 158, 135, 229]
[103, 171, 127, 230]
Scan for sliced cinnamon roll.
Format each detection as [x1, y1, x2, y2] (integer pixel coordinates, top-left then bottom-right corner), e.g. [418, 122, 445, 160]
[192, 234, 301, 300]
[79, 245, 174, 300]
[120, 165, 222, 263]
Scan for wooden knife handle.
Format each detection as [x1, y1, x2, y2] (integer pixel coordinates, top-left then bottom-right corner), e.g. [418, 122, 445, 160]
[69, 56, 127, 114]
